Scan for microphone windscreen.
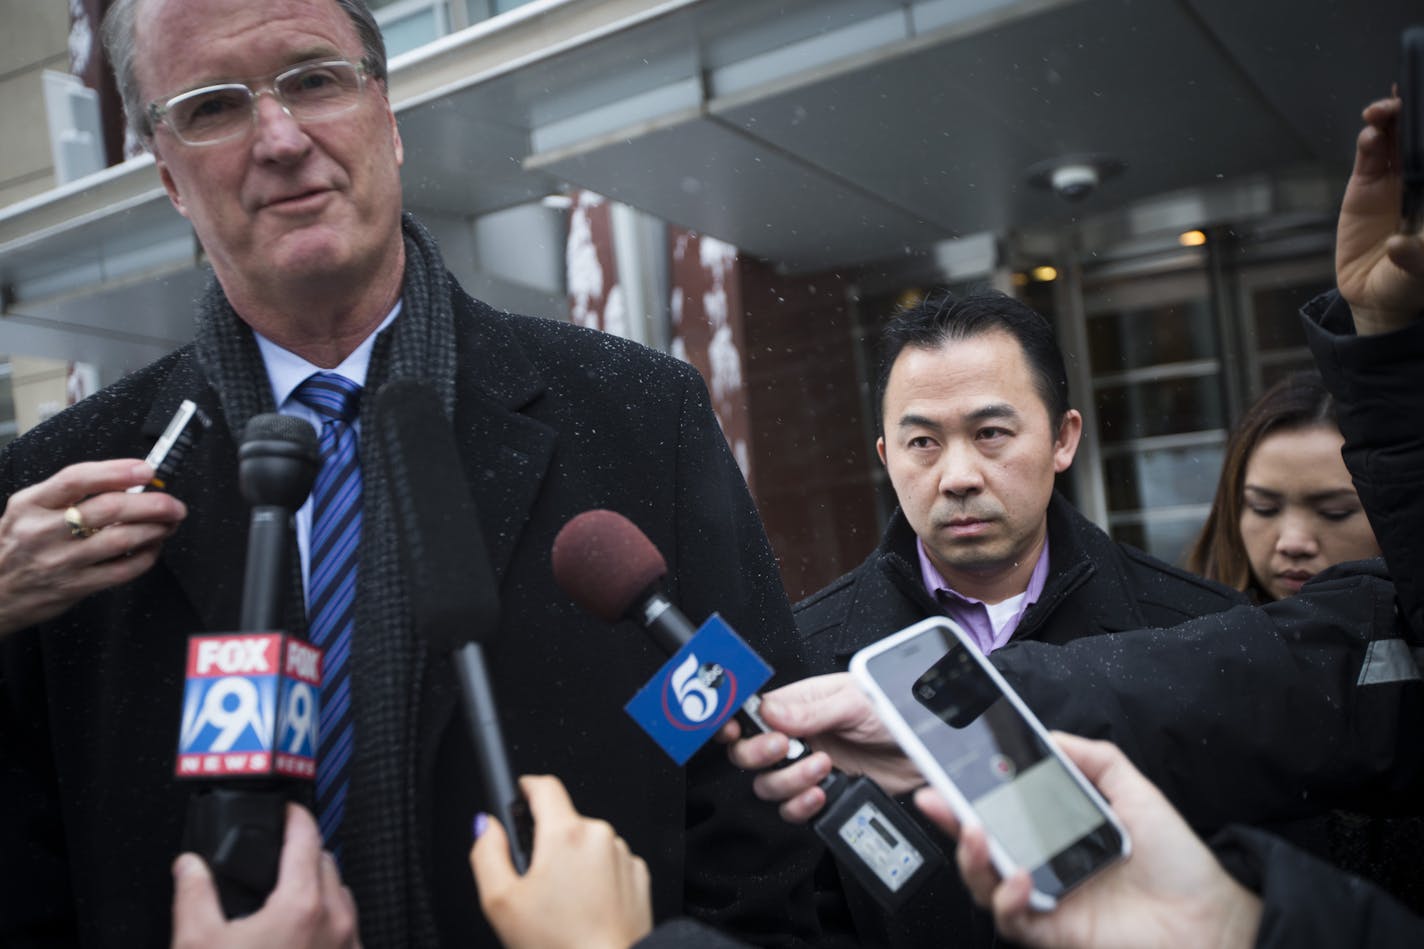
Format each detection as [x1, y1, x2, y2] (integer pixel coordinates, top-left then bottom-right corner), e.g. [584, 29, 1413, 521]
[239, 413, 319, 510]
[241, 413, 319, 455]
[374, 380, 499, 651]
[551, 510, 667, 622]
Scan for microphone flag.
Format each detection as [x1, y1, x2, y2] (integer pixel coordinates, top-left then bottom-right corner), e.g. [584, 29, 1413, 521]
[624, 614, 771, 765]
[176, 632, 323, 779]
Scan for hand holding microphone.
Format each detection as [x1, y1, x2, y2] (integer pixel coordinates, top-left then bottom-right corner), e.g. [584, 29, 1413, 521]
[552, 510, 945, 910]
[720, 673, 925, 823]
[470, 775, 652, 949]
[177, 413, 320, 918]
[373, 380, 532, 873]
[171, 803, 360, 949]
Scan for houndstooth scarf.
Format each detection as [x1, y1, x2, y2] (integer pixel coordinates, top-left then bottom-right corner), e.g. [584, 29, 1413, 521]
[194, 212, 457, 947]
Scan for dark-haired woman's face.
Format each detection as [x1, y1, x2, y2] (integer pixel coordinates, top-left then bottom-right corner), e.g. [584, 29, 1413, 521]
[1239, 425, 1380, 601]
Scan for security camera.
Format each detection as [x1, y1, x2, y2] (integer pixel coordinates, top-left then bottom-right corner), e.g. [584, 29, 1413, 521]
[1049, 164, 1100, 201]
[1025, 155, 1123, 202]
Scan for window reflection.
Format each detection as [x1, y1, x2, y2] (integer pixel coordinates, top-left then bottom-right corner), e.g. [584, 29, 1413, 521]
[369, 0, 544, 59]
[1095, 375, 1226, 444]
[1102, 443, 1223, 513]
[1087, 299, 1217, 372]
[1252, 279, 1334, 386]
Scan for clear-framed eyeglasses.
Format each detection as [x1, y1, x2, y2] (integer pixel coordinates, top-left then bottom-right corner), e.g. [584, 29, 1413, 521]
[147, 60, 369, 146]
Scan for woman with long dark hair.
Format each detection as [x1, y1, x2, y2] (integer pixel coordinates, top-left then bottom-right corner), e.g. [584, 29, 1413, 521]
[1186, 370, 1380, 603]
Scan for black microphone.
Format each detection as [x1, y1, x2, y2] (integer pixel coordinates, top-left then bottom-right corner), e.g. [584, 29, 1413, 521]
[551, 509, 945, 910]
[239, 414, 321, 631]
[179, 413, 320, 918]
[373, 379, 532, 874]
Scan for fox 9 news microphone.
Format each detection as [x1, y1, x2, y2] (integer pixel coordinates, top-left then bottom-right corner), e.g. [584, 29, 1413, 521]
[176, 413, 321, 918]
[374, 379, 533, 873]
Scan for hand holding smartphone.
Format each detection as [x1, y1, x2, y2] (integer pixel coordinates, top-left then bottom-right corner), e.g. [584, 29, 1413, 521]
[850, 617, 1129, 910]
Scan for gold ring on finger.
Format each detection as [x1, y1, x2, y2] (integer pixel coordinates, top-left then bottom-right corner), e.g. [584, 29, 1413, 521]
[64, 505, 97, 540]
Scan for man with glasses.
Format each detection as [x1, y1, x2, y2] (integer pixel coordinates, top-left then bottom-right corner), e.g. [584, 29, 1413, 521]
[0, 1, 818, 947]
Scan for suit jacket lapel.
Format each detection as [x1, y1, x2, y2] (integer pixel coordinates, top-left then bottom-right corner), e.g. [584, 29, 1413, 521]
[154, 298, 559, 638]
[154, 352, 249, 634]
[449, 292, 556, 585]
[415, 292, 557, 827]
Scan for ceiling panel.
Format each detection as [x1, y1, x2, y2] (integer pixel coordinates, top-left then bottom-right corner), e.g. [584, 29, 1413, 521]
[1188, 0, 1414, 164]
[528, 113, 945, 268]
[398, 100, 557, 215]
[4, 266, 206, 369]
[712, 0, 1310, 237]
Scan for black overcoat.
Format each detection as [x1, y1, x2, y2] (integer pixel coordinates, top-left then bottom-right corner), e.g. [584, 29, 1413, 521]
[0, 285, 820, 948]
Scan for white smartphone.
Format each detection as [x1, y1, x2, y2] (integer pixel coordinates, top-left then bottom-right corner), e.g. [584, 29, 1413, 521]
[849, 616, 1130, 910]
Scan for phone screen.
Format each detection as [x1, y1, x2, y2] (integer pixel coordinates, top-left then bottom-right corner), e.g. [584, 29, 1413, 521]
[863, 625, 1122, 898]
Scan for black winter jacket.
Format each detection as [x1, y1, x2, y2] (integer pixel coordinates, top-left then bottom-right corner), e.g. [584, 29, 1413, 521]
[797, 493, 1246, 666]
[1210, 293, 1424, 947]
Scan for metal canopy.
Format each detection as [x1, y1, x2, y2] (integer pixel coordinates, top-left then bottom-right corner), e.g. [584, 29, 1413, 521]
[0, 0, 1412, 366]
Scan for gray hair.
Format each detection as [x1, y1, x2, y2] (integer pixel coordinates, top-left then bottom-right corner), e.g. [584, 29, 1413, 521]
[101, 0, 388, 143]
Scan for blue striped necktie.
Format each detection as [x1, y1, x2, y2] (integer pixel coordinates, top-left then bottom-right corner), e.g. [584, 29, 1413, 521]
[293, 372, 362, 848]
